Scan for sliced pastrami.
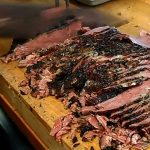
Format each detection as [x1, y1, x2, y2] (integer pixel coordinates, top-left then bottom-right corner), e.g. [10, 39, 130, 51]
[129, 117, 150, 128]
[96, 80, 150, 113]
[111, 95, 150, 121]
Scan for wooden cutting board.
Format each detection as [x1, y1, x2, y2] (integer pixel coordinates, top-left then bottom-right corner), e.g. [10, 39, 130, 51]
[0, 0, 150, 149]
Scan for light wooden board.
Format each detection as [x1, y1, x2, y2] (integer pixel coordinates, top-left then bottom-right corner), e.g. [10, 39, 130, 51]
[0, 0, 150, 150]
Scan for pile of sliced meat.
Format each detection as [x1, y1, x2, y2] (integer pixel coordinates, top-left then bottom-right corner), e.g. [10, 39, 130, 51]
[1, 22, 150, 150]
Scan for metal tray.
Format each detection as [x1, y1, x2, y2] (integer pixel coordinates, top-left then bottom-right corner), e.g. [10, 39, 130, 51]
[76, 0, 111, 6]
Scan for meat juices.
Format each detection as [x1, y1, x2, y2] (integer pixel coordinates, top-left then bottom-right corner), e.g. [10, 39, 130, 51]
[2, 25, 150, 149]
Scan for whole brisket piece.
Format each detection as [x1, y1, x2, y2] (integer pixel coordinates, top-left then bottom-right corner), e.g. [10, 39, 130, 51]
[2, 26, 150, 149]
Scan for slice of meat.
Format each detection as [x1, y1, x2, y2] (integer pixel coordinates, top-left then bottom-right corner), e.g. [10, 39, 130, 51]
[81, 106, 97, 115]
[50, 114, 74, 141]
[100, 135, 112, 150]
[96, 115, 110, 132]
[110, 94, 150, 120]
[50, 117, 63, 137]
[7, 21, 82, 61]
[82, 131, 97, 141]
[129, 117, 150, 128]
[62, 114, 73, 127]
[86, 115, 100, 129]
[116, 104, 149, 127]
[109, 133, 127, 144]
[96, 80, 150, 113]
[55, 126, 71, 142]
[81, 80, 150, 115]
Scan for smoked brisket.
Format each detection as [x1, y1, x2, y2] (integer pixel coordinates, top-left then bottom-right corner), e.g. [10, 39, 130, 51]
[2, 26, 150, 149]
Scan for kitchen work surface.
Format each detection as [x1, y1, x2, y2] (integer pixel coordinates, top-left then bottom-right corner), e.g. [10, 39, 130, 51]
[0, 0, 150, 150]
